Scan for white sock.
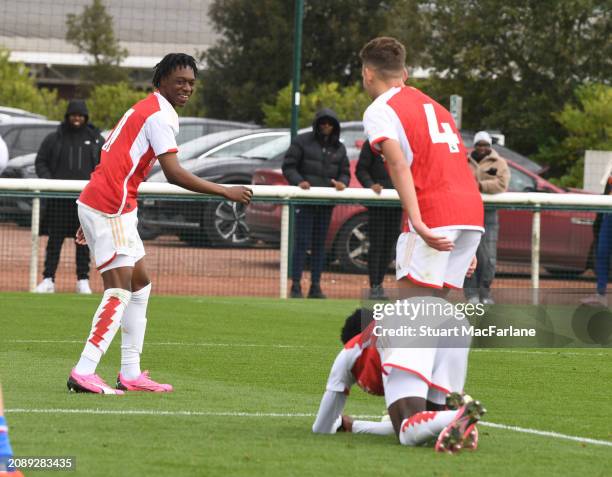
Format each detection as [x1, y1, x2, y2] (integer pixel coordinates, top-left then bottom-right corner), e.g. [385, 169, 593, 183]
[120, 283, 151, 380]
[398, 410, 459, 446]
[74, 288, 132, 375]
[352, 420, 395, 436]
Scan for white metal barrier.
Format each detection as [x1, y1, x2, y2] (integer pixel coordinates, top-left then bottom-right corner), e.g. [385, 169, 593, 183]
[2, 178, 612, 299]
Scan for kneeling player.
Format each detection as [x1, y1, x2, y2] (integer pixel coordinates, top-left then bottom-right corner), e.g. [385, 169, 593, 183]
[312, 308, 484, 453]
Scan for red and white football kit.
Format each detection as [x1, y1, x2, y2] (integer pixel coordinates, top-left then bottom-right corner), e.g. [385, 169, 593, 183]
[311, 320, 468, 434]
[363, 86, 484, 289]
[77, 92, 179, 272]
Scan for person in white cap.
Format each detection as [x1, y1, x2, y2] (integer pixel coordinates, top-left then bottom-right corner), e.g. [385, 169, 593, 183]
[465, 131, 510, 304]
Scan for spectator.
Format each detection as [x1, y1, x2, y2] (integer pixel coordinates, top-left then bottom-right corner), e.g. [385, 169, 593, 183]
[356, 140, 402, 299]
[0, 134, 8, 176]
[586, 168, 612, 306]
[464, 131, 510, 304]
[34, 100, 104, 294]
[282, 108, 350, 299]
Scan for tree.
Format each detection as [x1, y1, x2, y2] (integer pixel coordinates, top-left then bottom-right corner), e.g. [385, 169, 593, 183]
[66, 0, 129, 85]
[399, 0, 611, 158]
[263, 82, 370, 128]
[537, 84, 612, 188]
[0, 49, 66, 120]
[86, 83, 147, 130]
[199, 0, 395, 123]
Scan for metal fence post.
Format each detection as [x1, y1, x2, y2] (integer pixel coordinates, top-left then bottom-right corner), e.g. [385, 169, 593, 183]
[29, 194, 41, 292]
[531, 207, 541, 305]
[279, 203, 290, 299]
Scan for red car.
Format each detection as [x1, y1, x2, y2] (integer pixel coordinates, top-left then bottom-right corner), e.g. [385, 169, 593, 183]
[246, 151, 595, 275]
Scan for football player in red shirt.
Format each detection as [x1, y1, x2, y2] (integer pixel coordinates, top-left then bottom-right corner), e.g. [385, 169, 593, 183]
[68, 54, 252, 394]
[358, 37, 485, 452]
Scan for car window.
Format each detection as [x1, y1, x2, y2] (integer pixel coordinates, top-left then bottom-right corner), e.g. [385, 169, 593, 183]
[176, 125, 204, 145]
[240, 135, 291, 159]
[1, 129, 19, 153]
[340, 129, 366, 148]
[508, 166, 536, 192]
[206, 136, 281, 158]
[11, 126, 53, 157]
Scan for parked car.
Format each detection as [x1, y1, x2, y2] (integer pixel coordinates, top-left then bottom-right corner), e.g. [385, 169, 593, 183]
[0, 106, 46, 121]
[170, 117, 260, 145]
[0, 118, 59, 159]
[246, 151, 595, 275]
[148, 129, 288, 177]
[138, 122, 366, 246]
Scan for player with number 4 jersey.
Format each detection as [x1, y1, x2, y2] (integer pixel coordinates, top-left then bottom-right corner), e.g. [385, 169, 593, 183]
[354, 37, 485, 453]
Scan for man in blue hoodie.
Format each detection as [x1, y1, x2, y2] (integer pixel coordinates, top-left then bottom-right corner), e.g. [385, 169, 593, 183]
[282, 109, 350, 299]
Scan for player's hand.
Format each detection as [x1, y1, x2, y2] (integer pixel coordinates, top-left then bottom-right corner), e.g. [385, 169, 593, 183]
[331, 179, 346, 191]
[298, 180, 311, 190]
[466, 256, 477, 278]
[339, 415, 353, 432]
[224, 186, 252, 204]
[75, 226, 87, 245]
[412, 221, 454, 251]
[371, 184, 383, 194]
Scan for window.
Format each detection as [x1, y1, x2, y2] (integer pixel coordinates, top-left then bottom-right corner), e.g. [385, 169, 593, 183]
[11, 126, 54, 157]
[508, 166, 536, 192]
[176, 124, 204, 145]
[206, 135, 283, 158]
[239, 135, 291, 160]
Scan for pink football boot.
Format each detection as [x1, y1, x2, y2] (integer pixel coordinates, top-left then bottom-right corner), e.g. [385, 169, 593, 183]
[116, 371, 173, 392]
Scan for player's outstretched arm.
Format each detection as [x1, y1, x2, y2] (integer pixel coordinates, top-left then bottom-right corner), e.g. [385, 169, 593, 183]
[158, 152, 252, 204]
[381, 139, 453, 251]
[312, 390, 348, 434]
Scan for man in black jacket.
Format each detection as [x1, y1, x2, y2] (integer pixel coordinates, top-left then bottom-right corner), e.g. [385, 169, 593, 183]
[356, 140, 402, 299]
[282, 109, 350, 298]
[34, 100, 104, 294]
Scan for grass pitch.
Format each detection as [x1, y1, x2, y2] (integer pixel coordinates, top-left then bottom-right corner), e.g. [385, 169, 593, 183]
[0, 293, 610, 476]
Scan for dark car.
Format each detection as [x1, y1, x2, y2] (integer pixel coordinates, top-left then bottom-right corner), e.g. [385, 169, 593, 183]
[148, 129, 288, 177]
[246, 152, 595, 274]
[138, 133, 293, 246]
[138, 122, 366, 247]
[0, 118, 59, 159]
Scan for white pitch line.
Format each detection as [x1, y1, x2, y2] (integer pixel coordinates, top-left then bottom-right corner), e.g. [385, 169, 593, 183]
[5, 340, 610, 356]
[6, 408, 612, 448]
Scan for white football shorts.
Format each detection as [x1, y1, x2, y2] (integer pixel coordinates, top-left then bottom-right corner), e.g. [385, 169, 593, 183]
[77, 204, 145, 273]
[381, 345, 470, 407]
[395, 228, 482, 289]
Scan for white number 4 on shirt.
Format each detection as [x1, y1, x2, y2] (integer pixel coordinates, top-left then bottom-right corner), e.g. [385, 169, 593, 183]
[424, 104, 460, 153]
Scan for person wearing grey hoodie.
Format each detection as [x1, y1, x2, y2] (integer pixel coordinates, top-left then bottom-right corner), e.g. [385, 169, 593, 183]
[464, 131, 510, 304]
[282, 109, 350, 298]
[34, 100, 105, 294]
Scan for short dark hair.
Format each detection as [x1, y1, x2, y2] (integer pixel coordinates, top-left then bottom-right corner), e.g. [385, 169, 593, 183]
[359, 37, 406, 78]
[340, 308, 374, 344]
[152, 53, 198, 88]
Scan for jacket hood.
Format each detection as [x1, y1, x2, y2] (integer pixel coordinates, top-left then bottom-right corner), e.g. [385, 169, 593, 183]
[64, 100, 89, 122]
[312, 108, 341, 144]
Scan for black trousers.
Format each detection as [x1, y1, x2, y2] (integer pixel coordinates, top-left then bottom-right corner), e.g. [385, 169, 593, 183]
[291, 205, 333, 284]
[367, 206, 402, 287]
[464, 210, 499, 299]
[42, 199, 90, 280]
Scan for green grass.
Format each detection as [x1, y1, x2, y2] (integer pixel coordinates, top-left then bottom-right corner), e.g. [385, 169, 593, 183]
[0, 293, 611, 476]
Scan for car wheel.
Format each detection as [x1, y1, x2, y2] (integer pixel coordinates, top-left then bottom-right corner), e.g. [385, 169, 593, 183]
[204, 200, 253, 247]
[335, 214, 369, 273]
